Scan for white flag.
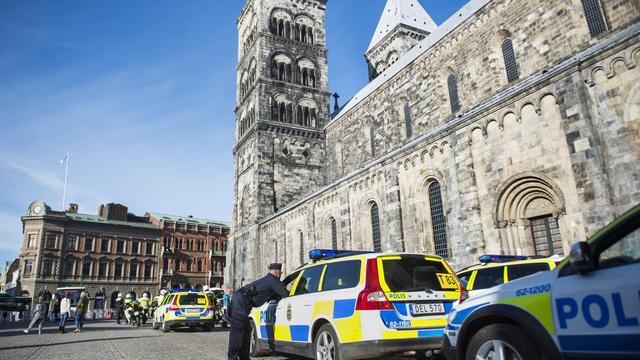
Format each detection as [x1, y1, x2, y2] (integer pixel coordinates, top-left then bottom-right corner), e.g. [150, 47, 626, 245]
[60, 153, 69, 164]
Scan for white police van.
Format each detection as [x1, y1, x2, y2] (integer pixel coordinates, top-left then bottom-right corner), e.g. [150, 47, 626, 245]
[444, 204, 640, 360]
[249, 250, 465, 360]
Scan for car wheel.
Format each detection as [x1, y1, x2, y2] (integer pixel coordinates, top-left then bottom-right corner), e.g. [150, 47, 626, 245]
[465, 324, 539, 360]
[314, 324, 343, 360]
[152, 318, 159, 330]
[249, 321, 267, 357]
[161, 319, 170, 333]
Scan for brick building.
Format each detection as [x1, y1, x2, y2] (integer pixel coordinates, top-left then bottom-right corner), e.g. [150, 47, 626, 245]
[146, 213, 229, 289]
[228, 0, 640, 287]
[20, 201, 161, 305]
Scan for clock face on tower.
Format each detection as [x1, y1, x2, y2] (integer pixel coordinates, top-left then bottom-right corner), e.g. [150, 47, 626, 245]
[32, 205, 42, 216]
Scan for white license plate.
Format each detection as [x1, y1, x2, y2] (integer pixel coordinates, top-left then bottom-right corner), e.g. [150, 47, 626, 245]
[411, 303, 444, 316]
[186, 308, 200, 314]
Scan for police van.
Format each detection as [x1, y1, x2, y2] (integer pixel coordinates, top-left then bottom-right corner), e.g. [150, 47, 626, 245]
[444, 204, 640, 360]
[249, 250, 465, 360]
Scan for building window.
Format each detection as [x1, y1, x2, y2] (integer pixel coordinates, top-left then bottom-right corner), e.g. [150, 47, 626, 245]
[84, 237, 93, 251]
[82, 259, 91, 276]
[175, 259, 181, 271]
[63, 260, 75, 277]
[404, 103, 413, 138]
[116, 240, 125, 253]
[146, 242, 154, 255]
[502, 38, 519, 83]
[98, 260, 108, 278]
[114, 260, 123, 278]
[23, 259, 33, 278]
[129, 262, 138, 278]
[163, 258, 168, 271]
[299, 231, 304, 265]
[144, 262, 153, 279]
[369, 126, 376, 158]
[447, 74, 461, 114]
[46, 234, 57, 249]
[370, 202, 382, 252]
[197, 259, 203, 272]
[132, 240, 139, 255]
[42, 259, 54, 276]
[428, 181, 449, 258]
[187, 260, 192, 272]
[330, 217, 338, 250]
[27, 234, 37, 248]
[581, 0, 607, 37]
[101, 239, 109, 252]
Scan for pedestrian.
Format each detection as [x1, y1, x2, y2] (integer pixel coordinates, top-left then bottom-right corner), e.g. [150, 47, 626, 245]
[227, 263, 288, 360]
[59, 293, 71, 334]
[1, 310, 8, 323]
[49, 294, 59, 321]
[74, 291, 88, 333]
[23, 296, 46, 335]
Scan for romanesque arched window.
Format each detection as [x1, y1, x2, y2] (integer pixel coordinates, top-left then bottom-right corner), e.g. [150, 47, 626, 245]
[370, 202, 382, 252]
[296, 98, 318, 127]
[299, 231, 304, 265]
[502, 38, 519, 83]
[296, 58, 317, 88]
[330, 217, 338, 250]
[82, 257, 92, 277]
[294, 16, 314, 44]
[271, 9, 293, 39]
[447, 74, 460, 114]
[428, 181, 449, 258]
[271, 54, 293, 83]
[272, 94, 293, 123]
[129, 260, 139, 278]
[581, 0, 607, 37]
[404, 103, 412, 138]
[387, 51, 399, 68]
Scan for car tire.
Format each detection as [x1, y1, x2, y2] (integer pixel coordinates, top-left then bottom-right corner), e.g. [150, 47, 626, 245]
[249, 321, 267, 357]
[161, 319, 170, 333]
[465, 324, 540, 360]
[314, 324, 343, 360]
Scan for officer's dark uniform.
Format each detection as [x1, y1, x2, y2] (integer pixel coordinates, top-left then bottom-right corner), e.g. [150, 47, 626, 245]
[113, 297, 124, 324]
[227, 263, 289, 360]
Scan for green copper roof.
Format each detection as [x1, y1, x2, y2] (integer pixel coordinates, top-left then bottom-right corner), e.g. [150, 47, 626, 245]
[66, 213, 157, 229]
[146, 212, 230, 228]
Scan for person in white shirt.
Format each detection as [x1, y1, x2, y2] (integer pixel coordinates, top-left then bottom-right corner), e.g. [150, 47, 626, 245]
[58, 294, 71, 334]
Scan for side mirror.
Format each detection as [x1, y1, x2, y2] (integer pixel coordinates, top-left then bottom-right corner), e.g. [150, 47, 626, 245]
[570, 241, 594, 274]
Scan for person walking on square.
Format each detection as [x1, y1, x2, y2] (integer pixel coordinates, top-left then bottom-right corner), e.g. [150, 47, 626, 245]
[59, 293, 71, 334]
[23, 296, 46, 335]
[74, 291, 88, 333]
[49, 294, 59, 321]
[227, 263, 288, 360]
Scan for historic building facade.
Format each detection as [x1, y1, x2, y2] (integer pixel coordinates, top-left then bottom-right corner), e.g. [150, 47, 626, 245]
[227, 0, 640, 288]
[147, 213, 229, 289]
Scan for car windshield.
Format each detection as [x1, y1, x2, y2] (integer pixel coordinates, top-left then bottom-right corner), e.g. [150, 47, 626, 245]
[380, 255, 448, 292]
[178, 294, 207, 306]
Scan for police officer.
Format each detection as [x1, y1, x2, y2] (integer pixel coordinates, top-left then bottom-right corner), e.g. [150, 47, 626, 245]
[227, 263, 288, 360]
[113, 293, 124, 324]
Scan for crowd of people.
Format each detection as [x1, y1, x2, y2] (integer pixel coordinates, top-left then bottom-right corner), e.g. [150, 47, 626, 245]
[22, 291, 89, 335]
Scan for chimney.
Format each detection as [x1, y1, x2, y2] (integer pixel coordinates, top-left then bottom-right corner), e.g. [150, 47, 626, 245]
[99, 203, 129, 221]
[68, 203, 79, 214]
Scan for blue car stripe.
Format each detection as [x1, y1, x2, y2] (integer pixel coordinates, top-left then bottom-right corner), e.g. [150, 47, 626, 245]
[333, 299, 357, 319]
[450, 302, 490, 325]
[559, 334, 640, 353]
[290, 325, 310, 342]
[418, 329, 445, 337]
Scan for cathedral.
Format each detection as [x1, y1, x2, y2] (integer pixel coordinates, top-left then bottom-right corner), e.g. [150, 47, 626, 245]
[226, 0, 640, 288]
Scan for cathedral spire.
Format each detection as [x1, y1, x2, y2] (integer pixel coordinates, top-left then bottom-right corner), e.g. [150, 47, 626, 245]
[367, 0, 436, 52]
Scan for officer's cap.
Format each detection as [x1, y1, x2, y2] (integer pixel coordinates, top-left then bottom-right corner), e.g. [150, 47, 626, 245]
[268, 263, 283, 271]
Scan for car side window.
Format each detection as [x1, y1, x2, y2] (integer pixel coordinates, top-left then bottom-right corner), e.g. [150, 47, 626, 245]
[322, 260, 361, 292]
[508, 263, 550, 281]
[472, 267, 504, 290]
[283, 271, 301, 294]
[597, 226, 640, 270]
[457, 271, 472, 289]
[293, 265, 324, 296]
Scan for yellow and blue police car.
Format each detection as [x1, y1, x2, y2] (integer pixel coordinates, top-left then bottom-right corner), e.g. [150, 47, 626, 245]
[444, 204, 640, 360]
[152, 291, 214, 332]
[249, 250, 466, 360]
[457, 255, 560, 298]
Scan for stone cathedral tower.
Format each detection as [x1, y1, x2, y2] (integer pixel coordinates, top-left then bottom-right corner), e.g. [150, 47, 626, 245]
[228, 0, 330, 287]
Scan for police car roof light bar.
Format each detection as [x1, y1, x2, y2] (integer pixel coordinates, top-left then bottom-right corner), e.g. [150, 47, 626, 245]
[479, 254, 528, 263]
[309, 249, 373, 262]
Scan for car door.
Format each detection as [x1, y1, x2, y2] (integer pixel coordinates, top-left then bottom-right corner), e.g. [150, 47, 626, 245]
[288, 265, 325, 343]
[552, 216, 640, 358]
[258, 271, 301, 346]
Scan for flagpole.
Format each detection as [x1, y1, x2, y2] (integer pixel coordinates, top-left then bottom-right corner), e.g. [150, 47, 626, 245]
[62, 153, 69, 210]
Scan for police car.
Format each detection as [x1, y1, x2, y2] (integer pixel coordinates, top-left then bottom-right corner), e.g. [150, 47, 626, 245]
[457, 255, 559, 298]
[249, 250, 465, 360]
[152, 291, 214, 332]
[444, 204, 640, 360]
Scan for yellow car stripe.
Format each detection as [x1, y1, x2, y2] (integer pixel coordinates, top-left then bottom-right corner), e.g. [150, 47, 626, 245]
[274, 324, 292, 341]
[498, 293, 555, 335]
[334, 311, 362, 343]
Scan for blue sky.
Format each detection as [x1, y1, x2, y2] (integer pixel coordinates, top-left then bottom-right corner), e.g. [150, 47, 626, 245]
[0, 0, 468, 267]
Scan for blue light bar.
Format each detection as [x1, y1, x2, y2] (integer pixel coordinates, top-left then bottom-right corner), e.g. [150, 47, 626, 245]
[479, 254, 528, 263]
[308, 249, 372, 262]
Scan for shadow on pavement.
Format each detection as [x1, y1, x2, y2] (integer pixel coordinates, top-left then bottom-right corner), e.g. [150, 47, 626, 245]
[0, 335, 158, 351]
